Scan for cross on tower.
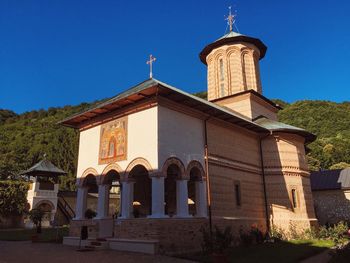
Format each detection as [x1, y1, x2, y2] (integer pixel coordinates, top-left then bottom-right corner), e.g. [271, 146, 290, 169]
[225, 6, 236, 32]
[146, 54, 156, 79]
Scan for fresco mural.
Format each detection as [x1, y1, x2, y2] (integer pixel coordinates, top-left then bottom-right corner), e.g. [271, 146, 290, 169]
[99, 117, 127, 164]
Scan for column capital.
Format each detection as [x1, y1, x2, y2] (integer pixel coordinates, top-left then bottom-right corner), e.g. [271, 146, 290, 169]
[120, 178, 135, 183]
[149, 171, 165, 178]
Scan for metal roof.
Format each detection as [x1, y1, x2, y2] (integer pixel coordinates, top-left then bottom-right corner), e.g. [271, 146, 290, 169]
[199, 31, 267, 64]
[310, 168, 350, 191]
[254, 116, 316, 143]
[60, 78, 269, 134]
[60, 78, 315, 143]
[20, 159, 67, 177]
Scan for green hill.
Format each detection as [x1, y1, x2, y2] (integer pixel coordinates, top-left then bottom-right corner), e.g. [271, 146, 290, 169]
[1, 95, 349, 190]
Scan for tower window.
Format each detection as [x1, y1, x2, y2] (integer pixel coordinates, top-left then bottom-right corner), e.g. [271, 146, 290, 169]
[219, 59, 224, 81]
[291, 189, 298, 209]
[234, 181, 241, 207]
[220, 84, 225, 97]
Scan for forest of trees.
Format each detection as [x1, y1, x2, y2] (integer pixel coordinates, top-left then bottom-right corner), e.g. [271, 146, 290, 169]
[1, 93, 349, 190]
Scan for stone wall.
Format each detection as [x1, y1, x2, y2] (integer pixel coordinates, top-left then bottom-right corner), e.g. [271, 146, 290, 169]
[69, 219, 98, 239]
[313, 189, 350, 225]
[114, 218, 207, 255]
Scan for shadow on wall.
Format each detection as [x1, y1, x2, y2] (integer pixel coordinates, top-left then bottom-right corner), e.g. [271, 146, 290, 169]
[262, 133, 316, 232]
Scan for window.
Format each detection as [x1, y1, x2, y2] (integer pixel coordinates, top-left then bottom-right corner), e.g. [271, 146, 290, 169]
[220, 83, 225, 97]
[291, 189, 298, 209]
[234, 182, 241, 207]
[219, 59, 224, 81]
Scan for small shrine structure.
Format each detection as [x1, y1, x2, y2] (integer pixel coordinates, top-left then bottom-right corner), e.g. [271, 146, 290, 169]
[22, 158, 67, 227]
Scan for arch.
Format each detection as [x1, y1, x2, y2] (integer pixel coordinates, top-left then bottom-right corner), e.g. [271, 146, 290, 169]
[124, 157, 153, 180]
[34, 200, 55, 211]
[129, 164, 152, 217]
[162, 157, 186, 179]
[78, 168, 99, 187]
[186, 160, 205, 180]
[187, 161, 207, 217]
[227, 47, 242, 93]
[100, 163, 123, 185]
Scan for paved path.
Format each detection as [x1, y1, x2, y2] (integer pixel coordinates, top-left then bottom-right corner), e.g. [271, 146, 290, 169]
[300, 248, 332, 263]
[0, 241, 196, 263]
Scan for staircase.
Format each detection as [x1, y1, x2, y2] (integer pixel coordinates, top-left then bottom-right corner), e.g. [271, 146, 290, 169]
[57, 192, 75, 221]
[63, 236, 159, 254]
[85, 238, 109, 250]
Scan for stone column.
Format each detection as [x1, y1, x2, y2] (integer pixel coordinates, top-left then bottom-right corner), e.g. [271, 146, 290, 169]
[195, 181, 208, 217]
[96, 184, 110, 219]
[120, 181, 133, 219]
[175, 179, 191, 218]
[148, 176, 168, 218]
[74, 187, 88, 220]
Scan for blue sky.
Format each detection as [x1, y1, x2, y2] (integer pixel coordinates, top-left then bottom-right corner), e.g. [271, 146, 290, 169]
[1, 0, 349, 113]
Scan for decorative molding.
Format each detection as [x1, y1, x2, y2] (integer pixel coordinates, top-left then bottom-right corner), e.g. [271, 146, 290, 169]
[208, 154, 261, 174]
[100, 163, 123, 184]
[124, 157, 153, 180]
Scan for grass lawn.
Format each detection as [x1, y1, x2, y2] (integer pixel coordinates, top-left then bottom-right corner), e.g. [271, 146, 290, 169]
[180, 239, 335, 263]
[0, 226, 69, 242]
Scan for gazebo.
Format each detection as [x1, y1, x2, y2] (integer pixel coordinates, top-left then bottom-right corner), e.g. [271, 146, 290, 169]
[21, 158, 67, 227]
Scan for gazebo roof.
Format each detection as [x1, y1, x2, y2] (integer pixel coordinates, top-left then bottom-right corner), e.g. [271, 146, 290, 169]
[20, 159, 67, 177]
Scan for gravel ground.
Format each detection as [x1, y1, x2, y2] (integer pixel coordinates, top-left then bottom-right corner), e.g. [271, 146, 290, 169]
[0, 241, 196, 263]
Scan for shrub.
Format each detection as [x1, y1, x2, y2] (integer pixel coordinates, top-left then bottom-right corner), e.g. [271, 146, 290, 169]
[0, 180, 29, 216]
[270, 224, 286, 241]
[84, 208, 97, 219]
[239, 224, 264, 245]
[327, 221, 349, 244]
[200, 225, 234, 254]
[28, 208, 44, 233]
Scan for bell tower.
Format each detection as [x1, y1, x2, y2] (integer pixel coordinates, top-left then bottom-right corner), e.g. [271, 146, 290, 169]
[200, 8, 280, 120]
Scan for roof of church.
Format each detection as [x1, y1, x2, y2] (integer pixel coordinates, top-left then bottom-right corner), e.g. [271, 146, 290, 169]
[199, 31, 267, 64]
[60, 78, 315, 143]
[60, 78, 268, 133]
[254, 116, 316, 143]
[20, 159, 67, 177]
[310, 168, 350, 190]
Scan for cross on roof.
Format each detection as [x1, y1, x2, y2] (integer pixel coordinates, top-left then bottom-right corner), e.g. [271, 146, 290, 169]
[225, 6, 236, 32]
[146, 54, 156, 79]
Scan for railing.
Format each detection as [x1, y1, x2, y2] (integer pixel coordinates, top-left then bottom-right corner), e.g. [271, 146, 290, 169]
[57, 192, 75, 220]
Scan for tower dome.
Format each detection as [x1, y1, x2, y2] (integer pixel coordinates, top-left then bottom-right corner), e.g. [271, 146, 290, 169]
[200, 31, 267, 101]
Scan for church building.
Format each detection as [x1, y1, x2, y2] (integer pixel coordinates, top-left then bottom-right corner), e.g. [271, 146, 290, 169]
[61, 14, 317, 253]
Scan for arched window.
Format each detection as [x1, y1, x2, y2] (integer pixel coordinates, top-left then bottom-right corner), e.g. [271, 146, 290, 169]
[219, 58, 224, 81]
[218, 58, 225, 97]
[291, 189, 298, 209]
[243, 52, 255, 90]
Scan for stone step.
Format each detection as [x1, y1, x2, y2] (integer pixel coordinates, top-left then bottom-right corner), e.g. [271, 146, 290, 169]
[107, 238, 159, 255]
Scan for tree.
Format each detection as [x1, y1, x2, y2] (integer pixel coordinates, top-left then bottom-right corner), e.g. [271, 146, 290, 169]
[330, 162, 350, 170]
[28, 208, 44, 233]
[0, 181, 29, 216]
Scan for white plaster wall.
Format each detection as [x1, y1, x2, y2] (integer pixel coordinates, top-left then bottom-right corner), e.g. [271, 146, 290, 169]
[77, 107, 158, 178]
[158, 106, 205, 169]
